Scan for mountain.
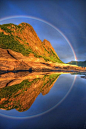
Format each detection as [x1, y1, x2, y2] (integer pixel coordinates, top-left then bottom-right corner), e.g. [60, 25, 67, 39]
[68, 61, 86, 67]
[0, 22, 62, 63]
[0, 23, 86, 72]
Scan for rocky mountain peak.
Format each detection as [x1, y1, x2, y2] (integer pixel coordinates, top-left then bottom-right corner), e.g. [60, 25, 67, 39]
[0, 22, 62, 63]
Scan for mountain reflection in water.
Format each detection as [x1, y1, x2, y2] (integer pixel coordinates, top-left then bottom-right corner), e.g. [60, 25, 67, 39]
[0, 72, 62, 112]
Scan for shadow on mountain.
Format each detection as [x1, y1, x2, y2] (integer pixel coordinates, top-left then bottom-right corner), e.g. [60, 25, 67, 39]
[0, 72, 60, 112]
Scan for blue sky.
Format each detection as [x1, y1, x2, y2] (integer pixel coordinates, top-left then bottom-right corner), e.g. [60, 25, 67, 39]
[0, 0, 86, 63]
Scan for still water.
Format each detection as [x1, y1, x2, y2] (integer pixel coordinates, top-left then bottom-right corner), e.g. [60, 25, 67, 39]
[0, 72, 86, 128]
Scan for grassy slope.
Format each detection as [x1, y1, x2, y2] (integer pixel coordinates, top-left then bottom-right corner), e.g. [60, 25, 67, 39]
[0, 23, 63, 63]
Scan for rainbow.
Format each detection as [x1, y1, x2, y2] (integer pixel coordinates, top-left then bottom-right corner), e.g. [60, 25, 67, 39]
[0, 15, 77, 61]
[0, 15, 77, 119]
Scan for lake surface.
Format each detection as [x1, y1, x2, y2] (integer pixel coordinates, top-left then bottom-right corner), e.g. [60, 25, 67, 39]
[0, 72, 86, 129]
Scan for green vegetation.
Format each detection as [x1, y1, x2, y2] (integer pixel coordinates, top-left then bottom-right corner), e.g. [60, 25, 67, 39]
[49, 55, 63, 63]
[68, 61, 86, 67]
[42, 74, 60, 89]
[0, 79, 31, 100]
[17, 25, 21, 29]
[0, 24, 13, 33]
[42, 55, 63, 63]
[0, 32, 35, 56]
[43, 46, 63, 63]
[16, 36, 22, 40]
[0, 78, 40, 110]
[0, 31, 42, 58]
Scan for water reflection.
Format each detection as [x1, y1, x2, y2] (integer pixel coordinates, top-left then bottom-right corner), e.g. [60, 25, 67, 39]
[0, 71, 79, 118]
[0, 72, 61, 112]
[0, 71, 86, 127]
[71, 72, 86, 79]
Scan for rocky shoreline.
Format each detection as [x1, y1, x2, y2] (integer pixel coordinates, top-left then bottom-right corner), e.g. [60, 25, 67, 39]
[0, 48, 86, 73]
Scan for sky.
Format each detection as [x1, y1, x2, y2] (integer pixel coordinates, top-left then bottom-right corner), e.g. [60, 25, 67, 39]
[0, 1, 86, 129]
[0, 0, 86, 63]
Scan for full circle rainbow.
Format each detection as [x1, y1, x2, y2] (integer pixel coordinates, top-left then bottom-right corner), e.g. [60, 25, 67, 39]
[0, 15, 77, 61]
[0, 15, 77, 119]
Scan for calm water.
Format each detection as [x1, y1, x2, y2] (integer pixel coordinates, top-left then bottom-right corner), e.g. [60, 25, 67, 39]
[0, 72, 86, 129]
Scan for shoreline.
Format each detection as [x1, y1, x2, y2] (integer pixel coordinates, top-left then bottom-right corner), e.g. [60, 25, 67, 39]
[0, 68, 86, 75]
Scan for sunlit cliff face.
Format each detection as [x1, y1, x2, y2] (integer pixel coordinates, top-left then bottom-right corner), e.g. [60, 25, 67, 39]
[0, 23, 62, 63]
